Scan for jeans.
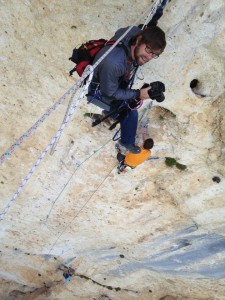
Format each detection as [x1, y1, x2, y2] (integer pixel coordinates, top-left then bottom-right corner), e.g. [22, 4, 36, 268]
[120, 110, 138, 145]
[87, 84, 138, 144]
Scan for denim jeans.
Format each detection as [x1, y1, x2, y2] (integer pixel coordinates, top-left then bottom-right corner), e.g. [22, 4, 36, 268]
[120, 110, 138, 145]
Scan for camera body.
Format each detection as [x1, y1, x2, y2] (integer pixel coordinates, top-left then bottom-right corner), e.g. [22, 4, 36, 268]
[148, 81, 165, 102]
[127, 81, 165, 109]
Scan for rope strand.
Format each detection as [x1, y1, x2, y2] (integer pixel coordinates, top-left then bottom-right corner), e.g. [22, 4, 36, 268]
[0, 0, 161, 166]
[0, 0, 162, 221]
[0, 67, 93, 221]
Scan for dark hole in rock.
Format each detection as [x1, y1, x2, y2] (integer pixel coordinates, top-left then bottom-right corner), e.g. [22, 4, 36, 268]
[190, 79, 199, 89]
[190, 79, 206, 97]
[212, 176, 221, 183]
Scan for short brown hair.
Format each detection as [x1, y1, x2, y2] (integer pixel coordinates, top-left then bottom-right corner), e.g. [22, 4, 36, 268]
[136, 26, 166, 52]
[143, 138, 154, 149]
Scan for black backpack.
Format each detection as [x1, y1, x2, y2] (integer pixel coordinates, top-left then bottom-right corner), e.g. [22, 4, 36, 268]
[69, 39, 115, 77]
[69, 38, 128, 78]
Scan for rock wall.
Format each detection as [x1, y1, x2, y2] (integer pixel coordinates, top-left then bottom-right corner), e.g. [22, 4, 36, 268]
[0, 0, 225, 299]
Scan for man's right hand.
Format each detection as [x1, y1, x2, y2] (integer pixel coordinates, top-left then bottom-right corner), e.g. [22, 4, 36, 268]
[140, 86, 151, 100]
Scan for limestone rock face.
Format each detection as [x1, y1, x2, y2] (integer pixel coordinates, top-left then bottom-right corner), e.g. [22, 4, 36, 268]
[0, 0, 225, 299]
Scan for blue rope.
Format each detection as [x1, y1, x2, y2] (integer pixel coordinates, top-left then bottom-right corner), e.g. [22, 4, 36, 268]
[64, 276, 72, 284]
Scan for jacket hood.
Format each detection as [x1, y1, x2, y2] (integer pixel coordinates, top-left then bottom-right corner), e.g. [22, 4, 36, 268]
[110, 26, 141, 58]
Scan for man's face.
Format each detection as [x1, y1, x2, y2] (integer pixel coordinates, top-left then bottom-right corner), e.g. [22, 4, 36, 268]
[134, 42, 162, 66]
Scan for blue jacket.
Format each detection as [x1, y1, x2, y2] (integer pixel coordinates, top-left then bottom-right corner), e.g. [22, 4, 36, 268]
[92, 26, 141, 102]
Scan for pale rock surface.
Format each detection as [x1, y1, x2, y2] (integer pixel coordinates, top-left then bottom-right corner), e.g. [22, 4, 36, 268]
[0, 0, 225, 299]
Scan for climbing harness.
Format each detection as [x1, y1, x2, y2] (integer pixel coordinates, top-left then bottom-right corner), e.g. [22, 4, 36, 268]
[87, 83, 111, 111]
[90, 80, 164, 133]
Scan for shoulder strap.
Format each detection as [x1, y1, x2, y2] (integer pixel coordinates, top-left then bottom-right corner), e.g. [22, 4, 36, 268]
[105, 40, 129, 56]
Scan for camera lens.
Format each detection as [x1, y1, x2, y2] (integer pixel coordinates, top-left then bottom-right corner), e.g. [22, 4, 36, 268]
[156, 94, 165, 102]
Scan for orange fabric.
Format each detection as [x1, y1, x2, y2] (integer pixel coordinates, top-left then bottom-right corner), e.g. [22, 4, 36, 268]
[124, 147, 151, 168]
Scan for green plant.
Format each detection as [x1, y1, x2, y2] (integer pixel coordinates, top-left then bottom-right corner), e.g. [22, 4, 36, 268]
[175, 162, 187, 171]
[165, 157, 187, 171]
[165, 157, 177, 167]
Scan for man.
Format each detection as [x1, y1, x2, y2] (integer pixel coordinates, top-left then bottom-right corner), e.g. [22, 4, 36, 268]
[117, 138, 154, 173]
[88, 25, 166, 153]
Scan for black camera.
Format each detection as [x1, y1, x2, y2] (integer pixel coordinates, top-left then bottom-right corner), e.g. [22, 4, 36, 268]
[149, 81, 165, 102]
[142, 81, 165, 102]
[128, 81, 165, 109]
